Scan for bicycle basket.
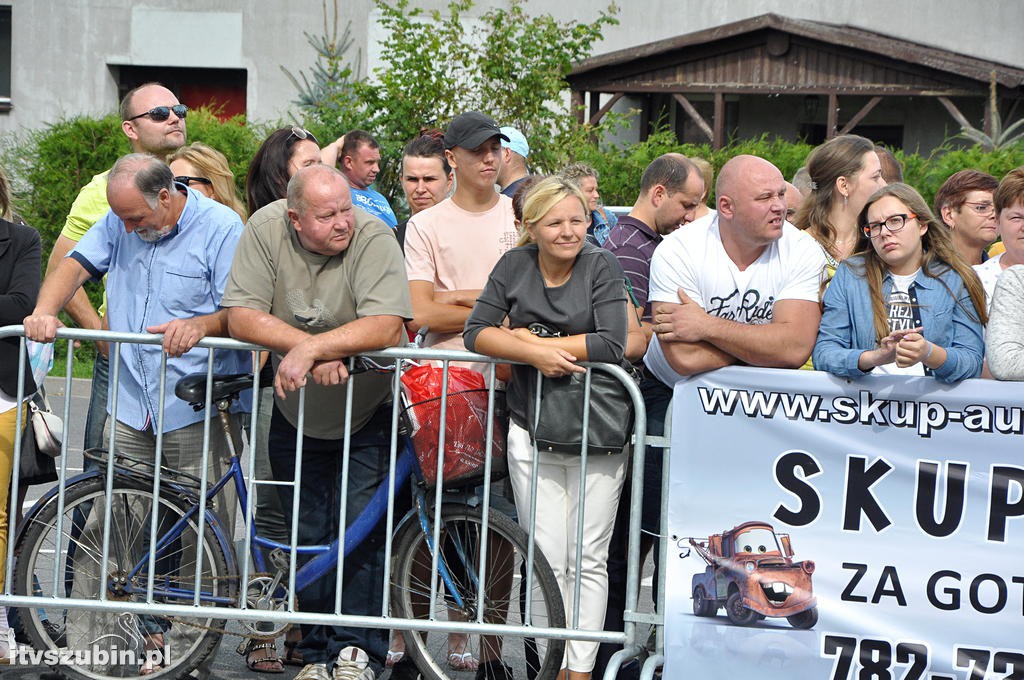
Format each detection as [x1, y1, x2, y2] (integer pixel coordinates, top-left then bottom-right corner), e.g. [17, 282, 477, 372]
[400, 364, 507, 489]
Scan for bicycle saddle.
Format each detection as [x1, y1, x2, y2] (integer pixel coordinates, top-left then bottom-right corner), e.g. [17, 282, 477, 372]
[175, 372, 254, 406]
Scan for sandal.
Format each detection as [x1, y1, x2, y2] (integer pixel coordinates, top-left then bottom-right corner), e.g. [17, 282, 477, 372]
[237, 638, 284, 674]
[0, 627, 14, 665]
[386, 649, 406, 668]
[283, 639, 305, 667]
[139, 634, 166, 676]
[448, 650, 479, 671]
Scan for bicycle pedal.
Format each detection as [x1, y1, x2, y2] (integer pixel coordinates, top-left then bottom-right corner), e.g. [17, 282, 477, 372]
[269, 548, 290, 572]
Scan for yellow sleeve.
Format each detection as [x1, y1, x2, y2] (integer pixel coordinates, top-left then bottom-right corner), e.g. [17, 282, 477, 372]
[59, 170, 111, 242]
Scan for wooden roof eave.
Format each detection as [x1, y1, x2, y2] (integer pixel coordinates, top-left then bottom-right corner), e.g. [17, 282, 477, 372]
[569, 13, 1024, 90]
[569, 82, 986, 98]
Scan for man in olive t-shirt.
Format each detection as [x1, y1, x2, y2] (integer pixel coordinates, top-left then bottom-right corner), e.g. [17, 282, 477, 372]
[221, 164, 411, 679]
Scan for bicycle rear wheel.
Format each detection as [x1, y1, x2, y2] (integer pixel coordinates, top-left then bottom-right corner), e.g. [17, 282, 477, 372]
[390, 503, 565, 680]
[12, 476, 237, 679]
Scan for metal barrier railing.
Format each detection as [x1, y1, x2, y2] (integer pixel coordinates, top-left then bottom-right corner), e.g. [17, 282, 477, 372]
[0, 325, 661, 679]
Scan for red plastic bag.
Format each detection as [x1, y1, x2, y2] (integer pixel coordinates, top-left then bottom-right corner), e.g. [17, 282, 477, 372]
[400, 365, 507, 488]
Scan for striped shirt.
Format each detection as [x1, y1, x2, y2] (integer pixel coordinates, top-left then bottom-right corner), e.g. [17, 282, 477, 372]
[603, 215, 661, 321]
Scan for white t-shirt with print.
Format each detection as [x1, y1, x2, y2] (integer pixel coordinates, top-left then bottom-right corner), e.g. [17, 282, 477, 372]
[643, 213, 826, 384]
[875, 269, 924, 376]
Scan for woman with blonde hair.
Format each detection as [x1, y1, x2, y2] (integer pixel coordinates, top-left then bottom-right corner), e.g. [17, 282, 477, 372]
[813, 183, 986, 382]
[794, 134, 886, 266]
[466, 176, 642, 680]
[169, 142, 247, 221]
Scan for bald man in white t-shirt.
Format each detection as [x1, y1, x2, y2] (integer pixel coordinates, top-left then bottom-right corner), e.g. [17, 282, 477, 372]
[645, 155, 827, 383]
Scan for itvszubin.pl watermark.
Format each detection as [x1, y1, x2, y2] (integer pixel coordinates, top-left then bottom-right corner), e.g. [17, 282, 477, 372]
[10, 645, 170, 667]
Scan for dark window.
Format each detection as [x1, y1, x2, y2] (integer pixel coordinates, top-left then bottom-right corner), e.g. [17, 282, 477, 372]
[0, 6, 11, 109]
[112, 65, 247, 120]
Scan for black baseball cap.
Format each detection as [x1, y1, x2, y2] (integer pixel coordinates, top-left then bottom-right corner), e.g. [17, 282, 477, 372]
[444, 111, 510, 150]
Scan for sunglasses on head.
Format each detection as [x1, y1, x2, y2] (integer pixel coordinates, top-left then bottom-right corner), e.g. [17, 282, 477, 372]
[128, 104, 189, 122]
[288, 126, 319, 145]
[174, 175, 212, 187]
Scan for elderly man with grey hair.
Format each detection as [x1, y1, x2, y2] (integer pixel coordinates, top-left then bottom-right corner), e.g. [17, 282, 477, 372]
[23, 151, 248, 674]
[25, 152, 248, 444]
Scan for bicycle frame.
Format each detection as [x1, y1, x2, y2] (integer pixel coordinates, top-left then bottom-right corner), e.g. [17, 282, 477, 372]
[72, 425, 469, 610]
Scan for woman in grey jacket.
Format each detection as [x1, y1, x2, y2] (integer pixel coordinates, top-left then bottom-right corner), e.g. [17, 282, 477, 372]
[986, 264, 1024, 380]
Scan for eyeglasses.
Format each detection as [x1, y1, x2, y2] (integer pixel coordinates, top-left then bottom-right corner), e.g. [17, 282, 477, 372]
[863, 213, 917, 239]
[174, 176, 212, 187]
[962, 201, 995, 216]
[289, 126, 319, 145]
[127, 104, 188, 122]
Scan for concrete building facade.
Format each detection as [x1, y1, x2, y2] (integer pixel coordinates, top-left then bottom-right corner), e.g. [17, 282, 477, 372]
[2, 0, 1021, 149]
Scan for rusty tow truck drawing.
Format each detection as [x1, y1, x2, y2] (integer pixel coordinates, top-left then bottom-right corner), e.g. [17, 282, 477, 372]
[688, 520, 818, 629]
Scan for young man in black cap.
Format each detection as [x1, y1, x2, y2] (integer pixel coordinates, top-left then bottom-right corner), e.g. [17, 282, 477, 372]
[402, 112, 520, 680]
[404, 111, 519, 352]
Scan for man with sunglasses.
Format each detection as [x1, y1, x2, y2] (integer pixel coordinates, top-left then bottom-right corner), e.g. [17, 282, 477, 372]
[42, 81, 188, 457]
[645, 155, 827, 382]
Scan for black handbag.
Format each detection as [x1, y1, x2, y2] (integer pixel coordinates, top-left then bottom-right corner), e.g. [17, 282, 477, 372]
[528, 360, 639, 456]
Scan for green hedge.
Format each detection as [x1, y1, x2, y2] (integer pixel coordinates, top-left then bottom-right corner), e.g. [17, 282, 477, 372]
[8, 109, 263, 265]
[8, 114, 1024, 256]
[3, 110, 264, 373]
[573, 131, 1024, 209]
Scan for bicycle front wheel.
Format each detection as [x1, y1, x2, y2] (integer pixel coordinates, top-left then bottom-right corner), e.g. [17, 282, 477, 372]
[12, 475, 237, 680]
[390, 503, 566, 680]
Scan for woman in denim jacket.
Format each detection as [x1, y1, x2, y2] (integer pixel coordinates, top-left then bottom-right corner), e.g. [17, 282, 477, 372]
[813, 183, 987, 383]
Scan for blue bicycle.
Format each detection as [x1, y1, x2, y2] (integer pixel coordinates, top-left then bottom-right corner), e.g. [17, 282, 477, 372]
[11, 367, 565, 680]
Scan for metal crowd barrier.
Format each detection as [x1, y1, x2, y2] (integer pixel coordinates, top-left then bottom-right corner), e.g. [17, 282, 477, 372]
[0, 325, 662, 679]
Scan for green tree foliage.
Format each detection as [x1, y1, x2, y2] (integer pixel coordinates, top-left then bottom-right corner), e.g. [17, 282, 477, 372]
[294, 0, 618, 206]
[280, 0, 365, 140]
[574, 128, 1024, 209]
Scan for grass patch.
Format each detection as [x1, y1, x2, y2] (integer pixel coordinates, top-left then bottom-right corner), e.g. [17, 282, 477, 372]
[48, 340, 96, 379]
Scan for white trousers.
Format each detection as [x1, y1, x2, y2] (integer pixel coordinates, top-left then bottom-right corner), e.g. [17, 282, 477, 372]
[506, 421, 627, 673]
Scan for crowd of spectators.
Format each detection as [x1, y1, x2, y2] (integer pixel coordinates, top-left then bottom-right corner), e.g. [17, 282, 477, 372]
[3, 80, 1024, 680]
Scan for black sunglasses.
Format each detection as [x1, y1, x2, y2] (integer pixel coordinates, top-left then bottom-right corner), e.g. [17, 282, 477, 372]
[174, 176, 212, 187]
[128, 104, 189, 122]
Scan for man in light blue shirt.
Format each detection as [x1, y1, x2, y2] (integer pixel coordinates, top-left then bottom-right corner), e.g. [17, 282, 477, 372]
[26, 152, 248, 480]
[24, 153, 249, 673]
[340, 129, 398, 227]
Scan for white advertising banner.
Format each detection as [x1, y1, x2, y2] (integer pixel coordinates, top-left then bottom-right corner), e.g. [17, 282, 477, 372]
[666, 367, 1024, 680]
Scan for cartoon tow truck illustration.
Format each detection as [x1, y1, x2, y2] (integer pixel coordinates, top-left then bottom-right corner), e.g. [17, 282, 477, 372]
[687, 520, 818, 629]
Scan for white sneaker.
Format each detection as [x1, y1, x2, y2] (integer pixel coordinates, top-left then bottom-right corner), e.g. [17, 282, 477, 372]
[0, 627, 14, 665]
[295, 662, 332, 680]
[332, 646, 374, 680]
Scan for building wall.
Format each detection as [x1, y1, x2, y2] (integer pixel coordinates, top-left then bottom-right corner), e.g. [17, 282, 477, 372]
[1, 0, 1018, 140]
[0, 0, 330, 134]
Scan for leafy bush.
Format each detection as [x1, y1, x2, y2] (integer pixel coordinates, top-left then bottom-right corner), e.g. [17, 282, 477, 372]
[291, 0, 618, 209]
[901, 144, 1024, 208]
[572, 128, 1022, 208]
[16, 115, 129, 256]
[183, 109, 265, 199]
